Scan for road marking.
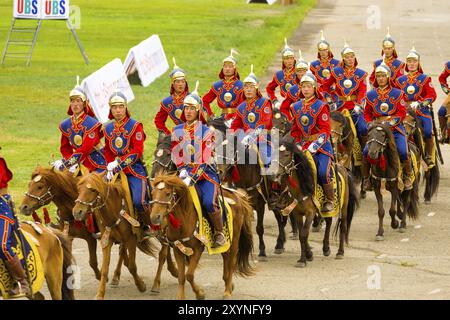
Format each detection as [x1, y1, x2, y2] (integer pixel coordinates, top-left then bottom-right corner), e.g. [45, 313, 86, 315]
[376, 254, 387, 259]
[427, 212, 436, 217]
[400, 238, 409, 242]
[414, 225, 422, 229]
[427, 288, 442, 295]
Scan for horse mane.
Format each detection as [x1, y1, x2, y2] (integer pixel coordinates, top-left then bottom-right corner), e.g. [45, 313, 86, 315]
[280, 135, 315, 197]
[331, 111, 352, 140]
[32, 166, 78, 200]
[152, 174, 192, 214]
[78, 172, 125, 199]
[208, 116, 228, 134]
[369, 122, 399, 172]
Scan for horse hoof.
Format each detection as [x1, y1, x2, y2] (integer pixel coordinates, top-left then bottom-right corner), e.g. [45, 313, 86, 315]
[375, 235, 384, 241]
[323, 249, 331, 257]
[223, 294, 232, 300]
[290, 233, 299, 240]
[296, 261, 307, 268]
[137, 283, 147, 293]
[274, 248, 285, 254]
[360, 191, 366, 199]
[150, 288, 160, 295]
[110, 279, 120, 287]
[257, 255, 268, 262]
[391, 221, 399, 229]
[336, 254, 344, 260]
[306, 253, 313, 261]
[399, 227, 406, 233]
[95, 295, 104, 300]
[424, 199, 431, 205]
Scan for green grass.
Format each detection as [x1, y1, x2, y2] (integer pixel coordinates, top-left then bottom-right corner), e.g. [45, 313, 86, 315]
[0, 0, 315, 217]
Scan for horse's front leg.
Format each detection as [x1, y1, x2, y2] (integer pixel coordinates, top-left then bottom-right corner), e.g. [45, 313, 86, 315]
[173, 247, 186, 300]
[96, 242, 112, 300]
[389, 186, 399, 230]
[151, 243, 169, 294]
[255, 201, 267, 261]
[81, 230, 101, 281]
[111, 244, 127, 287]
[322, 217, 332, 257]
[125, 238, 147, 293]
[373, 181, 385, 241]
[273, 209, 287, 254]
[185, 246, 205, 300]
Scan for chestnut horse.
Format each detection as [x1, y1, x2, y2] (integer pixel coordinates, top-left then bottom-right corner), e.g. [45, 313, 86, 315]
[73, 172, 159, 299]
[20, 166, 101, 279]
[150, 174, 254, 300]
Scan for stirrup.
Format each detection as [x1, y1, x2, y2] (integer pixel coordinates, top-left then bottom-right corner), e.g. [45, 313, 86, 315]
[212, 232, 226, 248]
[321, 201, 334, 213]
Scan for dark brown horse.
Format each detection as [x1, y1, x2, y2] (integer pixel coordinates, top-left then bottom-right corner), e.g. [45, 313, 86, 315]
[208, 116, 288, 260]
[272, 134, 358, 266]
[150, 174, 254, 300]
[20, 166, 101, 280]
[73, 172, 159, 299]
[366, 122, 420, 240]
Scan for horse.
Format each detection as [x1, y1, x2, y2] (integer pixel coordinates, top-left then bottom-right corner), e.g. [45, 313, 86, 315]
[365, 122, 420, 240]
[208, 115, 288, 260]
[149, 174, 254, 300]
[20, 166, 101, 280]
[72, 172, 159, 300]
[271, 134, 358, 267]
[1, 222, 75, 300]
[148, 132, 179, 294]
[404, 109, 440, 204]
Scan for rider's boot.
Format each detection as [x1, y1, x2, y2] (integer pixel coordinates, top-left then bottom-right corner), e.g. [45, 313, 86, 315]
[209, 210, 226, 248]
[5, 255, 31, 298]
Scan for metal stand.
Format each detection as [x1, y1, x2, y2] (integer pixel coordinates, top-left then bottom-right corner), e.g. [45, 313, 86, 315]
[2, 17, 89, 66]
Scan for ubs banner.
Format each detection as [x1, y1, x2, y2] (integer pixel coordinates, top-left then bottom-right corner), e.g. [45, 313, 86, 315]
[13, 0, 70, 19]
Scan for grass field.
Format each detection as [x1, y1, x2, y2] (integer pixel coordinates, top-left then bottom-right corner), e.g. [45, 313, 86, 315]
[0, 0, 315, 216]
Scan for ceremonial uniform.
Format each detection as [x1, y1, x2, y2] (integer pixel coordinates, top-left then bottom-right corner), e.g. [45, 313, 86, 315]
[0, 153, 31, 297]
[171, 81, 225, 247]
[202, 50, 244, 121]
[290, 72, 335, 212]
[310, 30, 340, 87]
[395, 46, 437, 164]
[56, 84, 106, 173]
[154, 58, 190, 135]
[369, 28, 405, 87]
[266, 39, 297, 108]
[437, 61, 450, 141]
[103, 92, 149, 213]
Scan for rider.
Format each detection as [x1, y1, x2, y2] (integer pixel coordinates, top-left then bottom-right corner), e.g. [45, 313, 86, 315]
[171, 81, 226, 248]
[290, 72, 335, 212]
[103, 91, 152, 238]
[154, 58, 190, 135]
[202, 49, 243, 122]
[369, 27, 405, 88]
[53, 79, 106, 174]
[280, 50, 313, 120]
[310, 30, 340, 87]
[266, 38, 296, 110]
[437, 61, 450, 142]
[0, 151, 31, 298]
[363, 62, 411, 190]
[396, 46, 437, 166]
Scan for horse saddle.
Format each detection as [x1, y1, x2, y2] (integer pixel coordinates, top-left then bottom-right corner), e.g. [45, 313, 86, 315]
[188, 186, 233, 255]
[342, 109, 363, 166]
[305, 151, 346, 218]
[0, 227, 45, 299]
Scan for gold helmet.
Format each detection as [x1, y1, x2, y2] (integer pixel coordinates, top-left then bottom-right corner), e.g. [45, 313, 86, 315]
[181, 81, 208, 123]
[405, 44, 423, 73]
[243, 64, 259, 88]
[300, 72, 318, 88]
[341, 39, 355, 57]
[169, 57, 186, 82]
[382, 27, 395, 48]
[281, 37, 295, 58]
[317, 30, 330, 50]
[295, 49, 309, 71]
[69, 75, 86, 102]
[220, 49, 240, 79]
[375, 56, 391, 77]
[108, 90, 130, 120]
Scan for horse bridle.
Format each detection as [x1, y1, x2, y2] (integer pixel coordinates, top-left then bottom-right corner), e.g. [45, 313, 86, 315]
[24, 186, 54, 206]
[75, 184, 110, 211]
[331, 127, 352, 145]
[149, 190, 181, 219]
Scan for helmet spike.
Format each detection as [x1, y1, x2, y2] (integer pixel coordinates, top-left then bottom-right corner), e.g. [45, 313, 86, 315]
[250, 64, 254, 74]
[298, 49, 303, 60]
[343, 38, 349, 48]
[386, 26, 391, 37]
[284, 37, 288, 48]
[172, 57, 178, 68]
[193, 80, 200, 95]
[320, 30, 325, 41]
[230, 48, 239, 58]
[76, 75, 80, 87]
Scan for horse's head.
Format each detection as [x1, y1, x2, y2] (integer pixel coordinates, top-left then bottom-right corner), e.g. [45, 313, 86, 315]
[20, 166, 55, 215]
[208, 117, 236, 182]
[366, 122, 390, 160]
[272, 111, 292, 137]
[150, 175, 189, 230]
[151, 133, 175, 178]
[272, 135, 296, 185]
[403, 109, 418, 137]
[73, 172, 107, 222]
[330, 111, 351, 148]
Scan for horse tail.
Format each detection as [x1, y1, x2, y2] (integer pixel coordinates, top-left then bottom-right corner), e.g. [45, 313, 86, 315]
[53, 230, 76, 300]
[334, 171, 359, 244]
[403, 176, 420, 220]
[424, 163, 440, 201]
[235, 192, 255, 277]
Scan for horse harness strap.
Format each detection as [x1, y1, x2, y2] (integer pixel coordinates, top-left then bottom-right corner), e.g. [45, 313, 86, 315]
[24, 187, 54, 206]
[157, 220, 207, 256]
[371, 173, 398, 182]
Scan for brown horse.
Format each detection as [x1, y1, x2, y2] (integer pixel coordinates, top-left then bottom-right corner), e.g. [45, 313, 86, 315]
[20, 166, 101, 280]
[366, 122, 420, 240]
[72, 172, 159, 300]
[272, 135, 358, 266]
[150, 174, 254, 300]
[1, 223, 75, 300]
[148, 132, 179, 294]
[404, 109, 440, 204]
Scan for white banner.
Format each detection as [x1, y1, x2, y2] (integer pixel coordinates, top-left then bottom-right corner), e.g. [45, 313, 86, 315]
[82, 58, 135, 124]
[123, 35, 169, 87]
[13, 0, 70, 19]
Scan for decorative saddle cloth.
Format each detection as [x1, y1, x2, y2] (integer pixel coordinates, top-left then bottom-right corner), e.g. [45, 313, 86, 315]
[188, 186, 233, 255]
[0, 223, 44, 299]
[341, 109, 363, 167]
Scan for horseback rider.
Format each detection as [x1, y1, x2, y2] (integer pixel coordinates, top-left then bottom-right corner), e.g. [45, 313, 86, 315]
[171, 81, 226, 248]
[280, 50, 312, 120]
[363, 62, 412, 190]
[266, 38, 297, 110]
[103, 91, 153, 238]
[369, 27, 405, 88]
[290, 72, 335, 212]
[53, 79, 106, 174]
[396, 46, 437, 166]
[437, 61, 450, 143]
[310, 30, 340, 87]
[154, 58, 191, 135]
[0, 151, 31, 298]
[202, 49, 244, 123]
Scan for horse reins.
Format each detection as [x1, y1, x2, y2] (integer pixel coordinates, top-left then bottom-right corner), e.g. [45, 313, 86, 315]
[24, 187, 54, 206]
